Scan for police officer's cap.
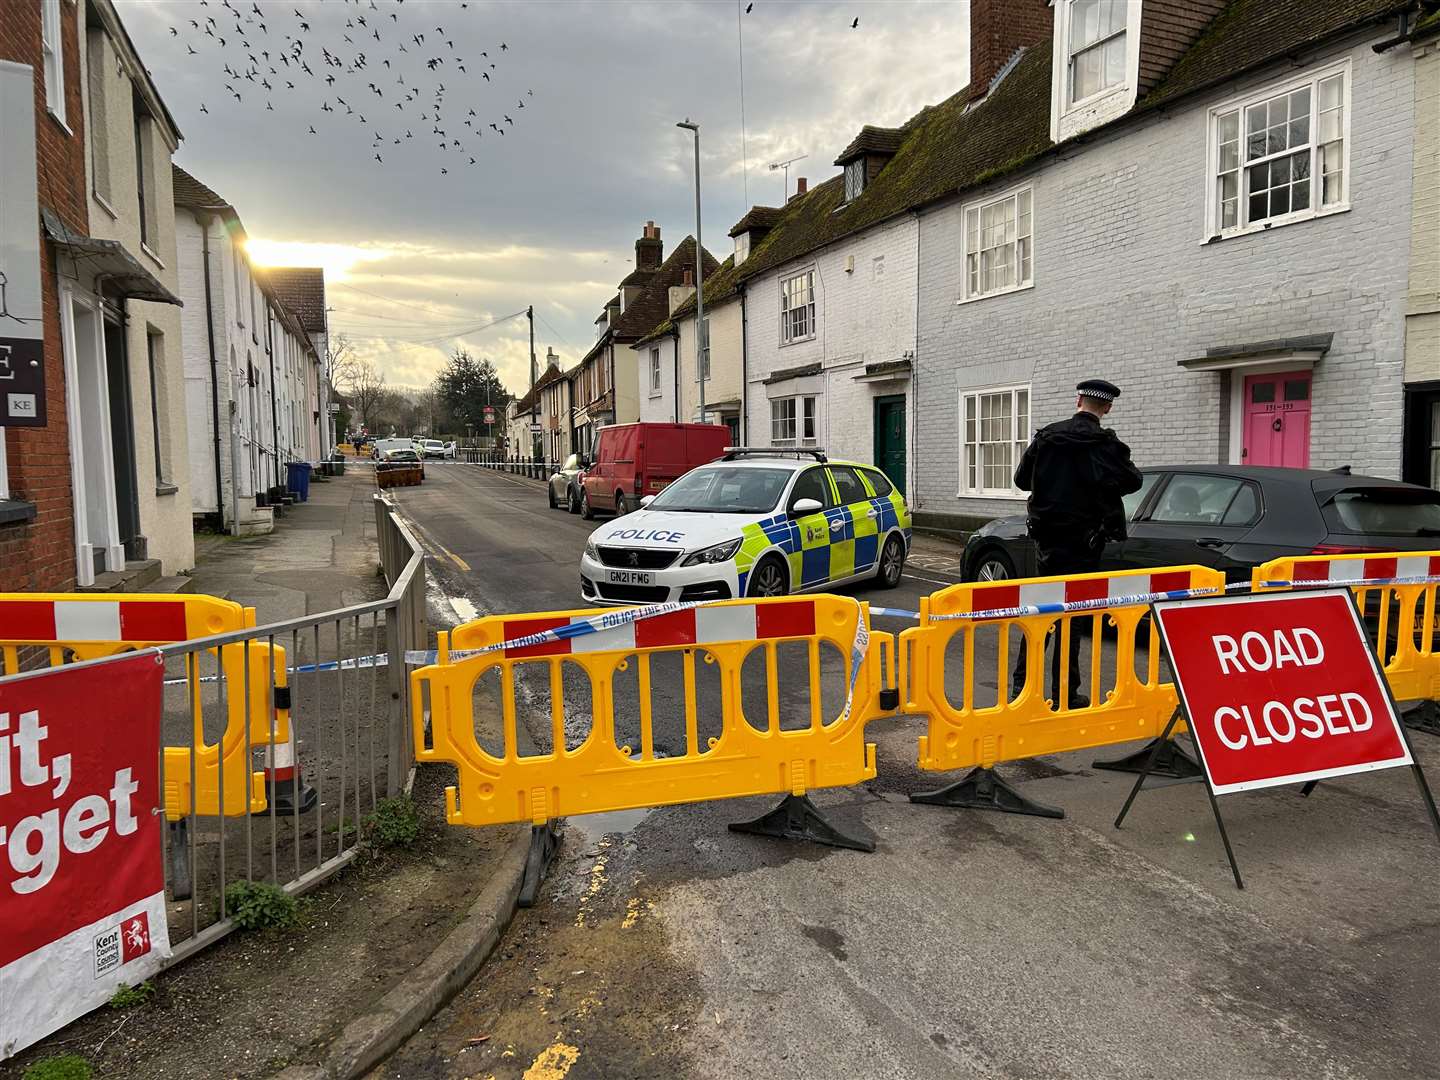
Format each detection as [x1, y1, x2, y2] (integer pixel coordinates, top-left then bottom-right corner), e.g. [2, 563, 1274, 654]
[1077, 378, 1121, 402]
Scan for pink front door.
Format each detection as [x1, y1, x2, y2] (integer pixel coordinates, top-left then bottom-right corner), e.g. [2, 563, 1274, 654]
[1243, 371, 1311, 468]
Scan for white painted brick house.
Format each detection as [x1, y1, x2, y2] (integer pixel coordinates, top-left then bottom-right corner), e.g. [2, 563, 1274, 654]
[174, 167, 325, 536]
[912, 0, 1426, 529]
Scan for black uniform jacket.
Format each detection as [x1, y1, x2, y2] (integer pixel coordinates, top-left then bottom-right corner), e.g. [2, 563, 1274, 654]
[1013, 412, 1143, 543]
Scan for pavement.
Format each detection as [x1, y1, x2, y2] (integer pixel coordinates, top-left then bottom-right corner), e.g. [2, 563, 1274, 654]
[366, 462, 1440, 1080]
[1, 469, 530, 1080]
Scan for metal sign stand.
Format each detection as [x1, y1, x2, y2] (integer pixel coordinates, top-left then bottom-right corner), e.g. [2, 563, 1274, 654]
[1113, 705, 1245, 890]
[1113, 590, 1440, 891]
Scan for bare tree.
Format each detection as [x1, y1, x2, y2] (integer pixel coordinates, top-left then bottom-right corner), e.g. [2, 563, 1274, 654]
[337, 358, 389, 431]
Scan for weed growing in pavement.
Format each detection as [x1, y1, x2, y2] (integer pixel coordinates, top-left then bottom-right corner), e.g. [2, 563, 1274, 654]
[22, 1055, 92, 1080]
[365, 794, 423, 848]
[108, 981, 156, 1009]
[223, 880, 300, 931]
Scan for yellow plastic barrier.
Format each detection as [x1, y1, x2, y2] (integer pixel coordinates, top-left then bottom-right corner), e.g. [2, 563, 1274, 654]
[411, 596, 890, 829]
[1252, 551, 1440, 704]
[898, 565, 1226, 775]
[0, 593, 290, 819]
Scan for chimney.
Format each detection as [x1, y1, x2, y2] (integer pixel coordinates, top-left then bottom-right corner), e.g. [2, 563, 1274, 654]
[546, 346, 559, 370]
[668, 267, 696, 315]
[635, 220, 663, 270]
[795, 177, 808, 197]
[683, 269, 693, 287]
[968, 0, 1052, 101]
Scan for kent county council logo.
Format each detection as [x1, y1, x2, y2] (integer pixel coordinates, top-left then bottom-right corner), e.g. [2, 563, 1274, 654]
[93, 912, 151, 978]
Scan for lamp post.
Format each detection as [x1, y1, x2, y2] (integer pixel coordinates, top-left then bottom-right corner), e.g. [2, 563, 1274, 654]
[677, 119, 705, 422]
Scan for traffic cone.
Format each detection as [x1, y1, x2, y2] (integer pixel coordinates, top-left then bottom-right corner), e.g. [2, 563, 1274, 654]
[256, 729, 317, 816]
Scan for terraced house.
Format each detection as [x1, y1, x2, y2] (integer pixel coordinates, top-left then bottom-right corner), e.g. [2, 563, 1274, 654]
[912, 0, 1436, 530]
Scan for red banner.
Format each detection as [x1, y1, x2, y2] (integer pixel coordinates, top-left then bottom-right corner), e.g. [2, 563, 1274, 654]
[1153, 590, 1412, 795]
[1, 652, 169, 1058]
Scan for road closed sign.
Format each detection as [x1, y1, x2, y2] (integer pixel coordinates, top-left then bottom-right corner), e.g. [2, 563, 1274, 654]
[1152, 589, 1412, 795]
[0, 653, 170, 1059]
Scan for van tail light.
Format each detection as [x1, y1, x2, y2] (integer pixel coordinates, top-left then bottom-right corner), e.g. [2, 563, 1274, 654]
[1310, 544, 1383, 555]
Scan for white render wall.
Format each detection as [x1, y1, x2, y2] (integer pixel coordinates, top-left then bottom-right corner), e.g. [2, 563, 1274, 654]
[79, 14, 193, 573]
[915, 34, 1415, 523]
[176, 208, 321, 529]
[742, 213, 917, 488]
[678, 298, 743, 426]
[637, 334, 677, 423]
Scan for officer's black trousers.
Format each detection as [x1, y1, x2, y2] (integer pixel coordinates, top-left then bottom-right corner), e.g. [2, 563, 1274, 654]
[1009, 540, 1103, 704]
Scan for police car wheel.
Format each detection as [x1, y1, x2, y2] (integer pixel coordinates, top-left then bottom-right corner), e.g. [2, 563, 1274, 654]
[878, 535, 905, 589]
[747, 555, 789, 598]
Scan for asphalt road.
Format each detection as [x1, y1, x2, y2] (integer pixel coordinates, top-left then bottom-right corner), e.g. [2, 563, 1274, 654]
[374, 463, 1440, 1080]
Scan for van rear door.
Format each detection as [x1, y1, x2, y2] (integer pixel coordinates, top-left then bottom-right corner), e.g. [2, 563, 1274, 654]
[641, 426, 687, 495]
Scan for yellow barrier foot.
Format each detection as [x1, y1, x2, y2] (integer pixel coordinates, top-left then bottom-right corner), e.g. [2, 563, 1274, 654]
[728, 794, 876, 853]
[1402, 701, 1440, 739]
[519, 822, 561, 908]
[910, 767, 1065, 820]
[1092, 737, 1203, 780]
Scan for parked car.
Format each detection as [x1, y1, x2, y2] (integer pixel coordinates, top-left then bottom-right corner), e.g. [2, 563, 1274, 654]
[580, 449, 911, 605]
[548, 453, 587, 513]
[422, 439, 446, 459]
[378, 447, 425, 480]
[579, 422, 732, 520]
[371, 436, 412, 460]
[444, 440, 457, 460]
[961, 465, 1440, 583]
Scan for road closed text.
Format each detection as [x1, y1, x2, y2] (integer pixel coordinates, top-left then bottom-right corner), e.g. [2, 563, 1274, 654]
[1153, 591, 1411, 794]
[1208, 627, 1374, 750]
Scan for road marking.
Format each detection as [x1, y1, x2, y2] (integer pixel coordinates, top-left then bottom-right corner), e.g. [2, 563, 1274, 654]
[450, 596, 480, 624]
[449, 551, 472, 572]
[903, 572, 957, 587]
[391, 508, 473, 574]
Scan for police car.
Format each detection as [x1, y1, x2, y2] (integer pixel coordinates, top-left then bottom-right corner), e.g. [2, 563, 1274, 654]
[579, 449, 912, 605]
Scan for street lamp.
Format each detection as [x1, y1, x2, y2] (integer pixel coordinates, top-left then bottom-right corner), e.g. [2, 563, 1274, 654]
[677, 119, 705, 423]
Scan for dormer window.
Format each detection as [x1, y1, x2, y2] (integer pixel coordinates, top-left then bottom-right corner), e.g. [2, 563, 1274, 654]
[1067, 0, 1127, 105]
[1051, 0, 1142, 143]
[844, 158, 866, 203]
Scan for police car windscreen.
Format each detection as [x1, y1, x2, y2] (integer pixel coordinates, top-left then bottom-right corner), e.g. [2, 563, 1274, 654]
[647, 466, 792, 513]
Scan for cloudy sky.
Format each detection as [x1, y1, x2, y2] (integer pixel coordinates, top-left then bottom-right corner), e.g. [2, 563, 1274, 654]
[126, 0, 970, 395]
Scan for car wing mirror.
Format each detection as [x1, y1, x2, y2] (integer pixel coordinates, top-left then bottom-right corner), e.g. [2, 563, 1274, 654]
[639, 495, 655, 508]
[790, 497, 823, 516]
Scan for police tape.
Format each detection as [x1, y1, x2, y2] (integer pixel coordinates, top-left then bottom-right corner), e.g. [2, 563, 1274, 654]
[933, 574, 1440, 622]
[156, 575, 1440, 686]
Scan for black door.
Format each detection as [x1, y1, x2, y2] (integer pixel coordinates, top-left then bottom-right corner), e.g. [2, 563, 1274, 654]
[1120, 471, 1261, 575]
[104, 314, 142, 557]
[1403, 382, 1440, 489]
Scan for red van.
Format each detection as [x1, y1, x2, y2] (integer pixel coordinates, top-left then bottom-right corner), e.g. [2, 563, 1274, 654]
[580, 422, 731, 518]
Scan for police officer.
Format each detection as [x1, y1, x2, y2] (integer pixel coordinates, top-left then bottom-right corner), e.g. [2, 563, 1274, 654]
[1011, 379, 1143, 707]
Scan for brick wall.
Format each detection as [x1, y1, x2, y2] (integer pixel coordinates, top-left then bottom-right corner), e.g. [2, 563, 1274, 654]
[916, 36, 1414, 526]
[0, 0, 88, 592]
[968, 0, 1051, 100]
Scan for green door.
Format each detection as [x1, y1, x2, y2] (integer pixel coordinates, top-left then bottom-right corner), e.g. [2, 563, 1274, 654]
[873, 395, 906, 495]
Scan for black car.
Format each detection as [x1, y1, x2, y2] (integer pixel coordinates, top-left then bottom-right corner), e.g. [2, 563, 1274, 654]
[961, 465, 1440, 583]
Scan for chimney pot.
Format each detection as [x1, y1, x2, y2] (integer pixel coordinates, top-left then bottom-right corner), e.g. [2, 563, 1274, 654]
[796, 177, 808, 195]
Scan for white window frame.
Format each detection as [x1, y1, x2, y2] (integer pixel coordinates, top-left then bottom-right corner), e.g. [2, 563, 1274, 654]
[1064, 0, 1129, 108]
[649, 346, 662, 395]
[770, 395, 818, 446]
[41, 0, 65, 126]
[959, 183, 1035, 303]
[779, 269, 815, 346]
[1050, 0, 1141, 143]
[1202, 60, 1352, 242]
[843, 158, 865, 203]
[959, 384, 1030, 497]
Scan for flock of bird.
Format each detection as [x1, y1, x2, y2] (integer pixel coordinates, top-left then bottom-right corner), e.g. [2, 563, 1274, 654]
[167, 0, 532, 175]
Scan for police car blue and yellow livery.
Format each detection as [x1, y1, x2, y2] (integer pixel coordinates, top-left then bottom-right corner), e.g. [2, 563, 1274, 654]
[579, 450, 911, 605]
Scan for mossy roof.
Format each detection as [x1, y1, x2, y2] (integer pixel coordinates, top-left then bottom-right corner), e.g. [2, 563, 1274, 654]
[730, 0, 1409, 291]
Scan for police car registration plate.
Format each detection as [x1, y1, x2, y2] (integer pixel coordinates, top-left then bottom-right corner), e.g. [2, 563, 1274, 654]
[606, 570, 654, 586]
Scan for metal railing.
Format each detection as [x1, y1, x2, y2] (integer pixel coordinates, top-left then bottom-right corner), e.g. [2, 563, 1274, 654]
[0, 495, 426, 967]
